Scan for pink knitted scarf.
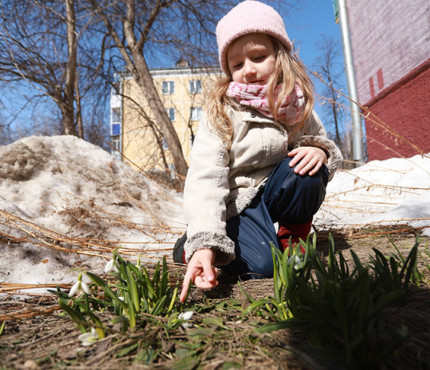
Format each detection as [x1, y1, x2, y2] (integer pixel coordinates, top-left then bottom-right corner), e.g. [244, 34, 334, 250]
[226, 82, 305, 124]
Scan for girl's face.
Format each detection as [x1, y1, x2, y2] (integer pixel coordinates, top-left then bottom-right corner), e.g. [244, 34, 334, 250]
[227, 34, 276, 85]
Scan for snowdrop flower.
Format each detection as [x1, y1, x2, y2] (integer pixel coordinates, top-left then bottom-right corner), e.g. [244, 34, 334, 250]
[178, 311, 194, 329]
[288, 255, 303, 270]
[69, 274, 90, 297]
[78, 328, 98, 346]
[104, 259, 115, 274]
[178, 311, 194, 321]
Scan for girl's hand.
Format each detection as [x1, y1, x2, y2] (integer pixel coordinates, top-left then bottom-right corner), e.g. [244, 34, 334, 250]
[288, 146, 328, 176]
[180, 248, 218, 302]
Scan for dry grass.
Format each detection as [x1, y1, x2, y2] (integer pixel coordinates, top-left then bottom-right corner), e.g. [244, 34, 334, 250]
[1, 84, 430, 367]
[1, 227, 429, 369]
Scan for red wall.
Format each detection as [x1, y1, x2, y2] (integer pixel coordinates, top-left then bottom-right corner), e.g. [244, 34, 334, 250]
[345, 0, 430, 160]
[365, 61, 430, 160]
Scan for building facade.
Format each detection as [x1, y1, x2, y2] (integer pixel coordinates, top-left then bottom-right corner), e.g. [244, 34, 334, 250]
[110, 62, 220, 174]
[345, 0, 430, 160]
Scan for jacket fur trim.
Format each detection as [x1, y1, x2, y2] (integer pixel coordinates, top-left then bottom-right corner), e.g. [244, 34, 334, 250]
[184, 231, 235, 265]
[295, 135, 343, 181]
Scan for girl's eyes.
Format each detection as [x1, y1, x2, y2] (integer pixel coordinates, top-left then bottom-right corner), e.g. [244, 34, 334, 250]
[230, 55, 267, 69]
[233, 56, 265, 68]
[253, 55, 266, 62]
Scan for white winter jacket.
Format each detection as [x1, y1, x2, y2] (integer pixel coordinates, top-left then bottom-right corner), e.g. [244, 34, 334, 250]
[183, 105, 342, 266]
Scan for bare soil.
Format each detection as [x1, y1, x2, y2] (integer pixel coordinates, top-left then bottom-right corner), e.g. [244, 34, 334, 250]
[1, 227, 430, 369]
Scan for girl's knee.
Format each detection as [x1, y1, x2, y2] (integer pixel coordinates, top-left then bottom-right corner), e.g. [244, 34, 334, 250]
[299, 166, 328, 192]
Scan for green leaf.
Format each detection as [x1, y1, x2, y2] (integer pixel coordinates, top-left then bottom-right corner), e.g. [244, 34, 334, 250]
[202, 316, 225, 328]
[58, 298, 88, 333]
[401, 244, 418, 288]
[125, 290, 136, 328]
[372, 290, 405, 315]
[116, 343, 138, 358]
[237, 281, 255, 304]
[125, 264, 140, 312]
[167, 286, 178, 314]
[389, 236, 406, 264]
[256, 319, 299, 333]
[242, 298, 272, 316]
[187, 327, 213, 338]
[112, 315, 130, 333]
[85, 272, 127, 309]
[151, 295, 167, 316]
[221, 361, 241, 369]
[152, 261, 161, 295]
[143, 268, 157, 299]
[160, 257, 169, 295]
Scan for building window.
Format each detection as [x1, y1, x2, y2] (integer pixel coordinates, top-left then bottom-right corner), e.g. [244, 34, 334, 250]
[112, 137, 121, 160]
[190, 107, 202, 121]
[112, 107, 120, 123]
[166, 107, 175, 121]
[111, 107, 121, 136]
[162, 81, 175, 94]
[112, 137, 120, 151]
[168, 163, 176, 178]
[111, 123, 121, 136]
[162, 138, 169, 150]
[189, 80, 202, 94]
[112, 82, 120, 95]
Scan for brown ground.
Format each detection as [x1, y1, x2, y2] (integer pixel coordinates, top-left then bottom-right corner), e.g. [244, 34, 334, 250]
[1, 226, 430, 369]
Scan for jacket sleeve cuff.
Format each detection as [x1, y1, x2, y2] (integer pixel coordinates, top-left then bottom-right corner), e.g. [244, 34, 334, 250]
[184, 231, 236, 266]
[295, 135, 343, 181]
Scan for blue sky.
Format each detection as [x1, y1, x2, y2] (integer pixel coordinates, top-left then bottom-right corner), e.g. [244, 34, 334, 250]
[285, 1, 340, 68]
[2, 1, 347, 142]
[281, 0, 348, 133]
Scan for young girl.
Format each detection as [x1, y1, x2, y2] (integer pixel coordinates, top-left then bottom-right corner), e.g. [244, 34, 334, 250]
[176, 0, 342, 302]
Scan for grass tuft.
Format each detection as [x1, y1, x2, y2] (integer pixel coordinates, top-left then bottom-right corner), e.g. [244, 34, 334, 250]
[249, 234, 420, 369]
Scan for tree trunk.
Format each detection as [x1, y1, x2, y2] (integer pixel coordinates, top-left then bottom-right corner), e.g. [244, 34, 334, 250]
[122, 0, 188, 181]
[132, 54, 188, 179]
[75, 75, 84, 138]
[329, 80, 341, 145]
[90, 0, 188, 183]
[63, 0, 78, 136]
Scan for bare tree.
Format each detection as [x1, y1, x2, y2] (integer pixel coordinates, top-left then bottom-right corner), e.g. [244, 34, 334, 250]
[0, 0, 107, 140]
[313, 35, 347, 150]
[0, 0, 299, 171]
[0, 116, 11, 145]
[88, 0, 295, 182]
[87, 0, 235, 181]
[64, 0, 80, 135]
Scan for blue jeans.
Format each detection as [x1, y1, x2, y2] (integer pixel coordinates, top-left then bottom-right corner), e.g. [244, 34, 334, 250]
[223, 157, 328, 277]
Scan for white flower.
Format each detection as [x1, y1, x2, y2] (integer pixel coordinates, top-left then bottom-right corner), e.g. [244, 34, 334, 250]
[288, 255, 303, 270]
[181, 322, 193, 329]
[78, 328, 98, 346]
[104, 259, 115, 274]
[81, 281, 90, 294]
[178, 311, 194, 329]
[178, 311, 194, 321]
[69, 281, 80, 297]
[69, 274, 90, 297]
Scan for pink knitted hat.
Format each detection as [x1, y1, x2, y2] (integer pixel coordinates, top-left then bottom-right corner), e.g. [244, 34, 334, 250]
[216, 1, 292, 74]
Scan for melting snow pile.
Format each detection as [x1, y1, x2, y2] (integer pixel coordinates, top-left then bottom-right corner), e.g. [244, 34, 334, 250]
[0, 135, 429, 289]
[0, 135, 184, 286]
[315, 154, 430, 235]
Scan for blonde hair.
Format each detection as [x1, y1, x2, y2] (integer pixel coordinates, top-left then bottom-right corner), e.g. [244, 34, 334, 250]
[205, 37, 314, 146]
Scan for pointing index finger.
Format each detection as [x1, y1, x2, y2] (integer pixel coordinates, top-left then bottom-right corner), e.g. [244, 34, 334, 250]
[180, 272, 193, 302]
